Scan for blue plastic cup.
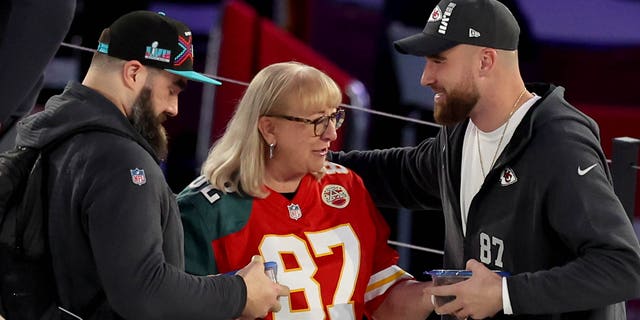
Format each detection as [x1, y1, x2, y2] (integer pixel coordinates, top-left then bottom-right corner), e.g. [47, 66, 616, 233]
[425, 269, 510, 308]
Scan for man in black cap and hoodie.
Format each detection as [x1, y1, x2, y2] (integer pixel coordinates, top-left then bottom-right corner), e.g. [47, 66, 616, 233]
[15, 11, 288, 319]
[330, 0, 640, 319]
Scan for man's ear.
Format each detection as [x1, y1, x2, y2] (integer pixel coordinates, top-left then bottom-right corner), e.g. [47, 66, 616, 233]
[122, 60, 146, 90]
[258, 116, 276, 144]
[479, 48, 497, 76]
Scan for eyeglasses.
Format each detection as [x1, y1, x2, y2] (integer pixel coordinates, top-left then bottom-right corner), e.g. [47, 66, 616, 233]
[265, 109, 345, 137]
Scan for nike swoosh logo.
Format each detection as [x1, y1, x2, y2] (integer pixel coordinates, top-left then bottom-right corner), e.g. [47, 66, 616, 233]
[577, 163, 598, 176]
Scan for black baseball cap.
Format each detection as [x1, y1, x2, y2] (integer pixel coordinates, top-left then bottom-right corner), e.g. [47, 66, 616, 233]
[97, 11, 221, 85]
[394, 0, 520, 57]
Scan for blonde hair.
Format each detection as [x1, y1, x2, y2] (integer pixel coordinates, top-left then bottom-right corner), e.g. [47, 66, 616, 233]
[201, 61, 342, 198]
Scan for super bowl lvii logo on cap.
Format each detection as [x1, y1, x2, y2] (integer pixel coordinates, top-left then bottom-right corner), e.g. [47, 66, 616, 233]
[145, 41, 171, 63]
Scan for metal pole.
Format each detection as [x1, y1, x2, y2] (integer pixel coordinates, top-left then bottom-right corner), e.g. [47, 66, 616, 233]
[196, 6, 223, 167]
[344, 81, 371, 151]
[611, 137, 640, 221]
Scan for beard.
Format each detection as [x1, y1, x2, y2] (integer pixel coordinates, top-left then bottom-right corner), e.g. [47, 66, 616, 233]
[129, 87, 169, 160]
[433, 79, 479, 126]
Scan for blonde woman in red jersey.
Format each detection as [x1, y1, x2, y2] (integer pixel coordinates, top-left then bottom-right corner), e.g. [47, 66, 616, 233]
[178, 61, 434, 320]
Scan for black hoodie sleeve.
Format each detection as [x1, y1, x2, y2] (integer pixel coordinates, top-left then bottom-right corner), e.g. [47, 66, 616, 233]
[79, 134, 247, 319]
[329, 136, 442, 211]
[506, 115, 640, 314]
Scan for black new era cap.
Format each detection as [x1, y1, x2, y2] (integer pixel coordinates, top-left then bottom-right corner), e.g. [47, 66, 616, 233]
[394, 0, 520, 57]
[97, 11, 221, 85]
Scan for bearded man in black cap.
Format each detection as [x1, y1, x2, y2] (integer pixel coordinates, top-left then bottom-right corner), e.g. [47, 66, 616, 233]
[13, 11, 288, 319]
[331, 0, 640, 319]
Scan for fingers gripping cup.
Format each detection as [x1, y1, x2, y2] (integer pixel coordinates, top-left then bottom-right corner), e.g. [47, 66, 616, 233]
[225, 261, 278, 283]
[425, 269, 510, 307]
[263, 261, 278, 283]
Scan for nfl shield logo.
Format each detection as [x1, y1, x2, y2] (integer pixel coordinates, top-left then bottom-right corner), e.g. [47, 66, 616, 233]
[287, 204, 302, 220]
[130, 168, 147, 186]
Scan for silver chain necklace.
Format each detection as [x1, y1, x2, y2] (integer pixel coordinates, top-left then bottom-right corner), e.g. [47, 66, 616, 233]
[476, 89, 527, 178]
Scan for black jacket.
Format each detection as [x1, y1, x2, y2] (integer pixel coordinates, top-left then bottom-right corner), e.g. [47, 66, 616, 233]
[331, 84, 640, 319]
[16, 82, 247, 319]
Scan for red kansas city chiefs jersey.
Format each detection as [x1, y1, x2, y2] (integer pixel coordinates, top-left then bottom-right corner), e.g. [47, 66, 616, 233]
[178, 162, 412, 319]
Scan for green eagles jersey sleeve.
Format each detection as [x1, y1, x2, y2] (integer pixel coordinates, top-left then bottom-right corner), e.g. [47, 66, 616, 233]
[177, 176, 253, 275]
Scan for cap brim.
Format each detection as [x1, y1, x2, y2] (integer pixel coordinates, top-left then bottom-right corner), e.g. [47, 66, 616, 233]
[165, 69, 222, 85]
[393, 32, 459, 57]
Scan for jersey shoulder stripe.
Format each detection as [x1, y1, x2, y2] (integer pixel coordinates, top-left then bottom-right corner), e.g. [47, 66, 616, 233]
[364, 265, 412, 302]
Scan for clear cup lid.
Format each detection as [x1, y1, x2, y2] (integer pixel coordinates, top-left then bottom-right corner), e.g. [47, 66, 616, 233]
[264, 261, 277, 271]
[425, 269, 510, 277]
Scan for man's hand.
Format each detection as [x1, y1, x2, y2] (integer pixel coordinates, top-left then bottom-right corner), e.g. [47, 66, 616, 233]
[371, 280, 434, 320]
[236, 256, 290, 319]
[428, 259, 503, 319]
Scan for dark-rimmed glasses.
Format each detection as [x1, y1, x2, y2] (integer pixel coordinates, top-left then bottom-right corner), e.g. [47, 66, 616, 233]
[264, 109, 345, 137]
